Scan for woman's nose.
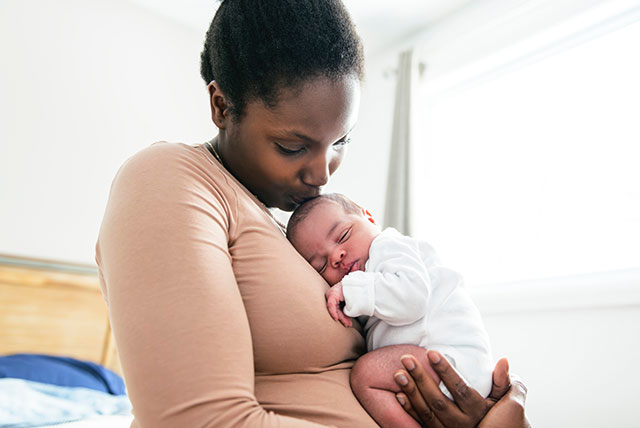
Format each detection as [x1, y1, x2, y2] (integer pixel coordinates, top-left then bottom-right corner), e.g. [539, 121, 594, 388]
[302, 152, 330, 188]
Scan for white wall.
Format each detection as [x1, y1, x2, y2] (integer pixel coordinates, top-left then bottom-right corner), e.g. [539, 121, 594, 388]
[482, 300, 640, 428]
[471, 271, 640, 427]
[0, 0, 214, 264]
[0, 0, 396, 265]
[326, 53, 397, 223]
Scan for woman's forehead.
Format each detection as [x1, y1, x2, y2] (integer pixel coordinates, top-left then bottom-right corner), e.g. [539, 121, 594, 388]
[247, 76, 360, 142]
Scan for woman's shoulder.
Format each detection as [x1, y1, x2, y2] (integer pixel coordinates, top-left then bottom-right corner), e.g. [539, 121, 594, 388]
[117, 141, 213, 177]
[104, 141, 238, 229]
[112, 141, 232, 196]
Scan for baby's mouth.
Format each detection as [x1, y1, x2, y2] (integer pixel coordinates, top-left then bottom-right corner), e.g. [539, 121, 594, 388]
[346, 260, 358, 274]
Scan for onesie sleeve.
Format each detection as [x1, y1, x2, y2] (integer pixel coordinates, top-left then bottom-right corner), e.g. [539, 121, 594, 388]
[96, 145, 329, 428]
[342, 231, 430, 326]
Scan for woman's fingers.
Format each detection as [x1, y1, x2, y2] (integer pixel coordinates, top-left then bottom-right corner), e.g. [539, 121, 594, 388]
[507, 373, 528, 409]
[394, 369, 443, 428]
[395, 355, 448, 428]
[395, 392, 421, 424]
[488, 357, 511, 403]
[477, 373, 529, 428]
[425, 351, 487, 418]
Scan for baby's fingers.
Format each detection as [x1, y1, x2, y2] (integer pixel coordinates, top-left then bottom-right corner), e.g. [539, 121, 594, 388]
[337, 309, 353, 327]
[326, 295, 340, 321]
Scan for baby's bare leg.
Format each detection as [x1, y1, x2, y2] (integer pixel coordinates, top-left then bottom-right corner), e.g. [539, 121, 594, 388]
[351, 345, 440, 428]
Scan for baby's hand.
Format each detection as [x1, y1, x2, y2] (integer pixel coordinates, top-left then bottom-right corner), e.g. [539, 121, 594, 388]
[325, 282, 353, 328]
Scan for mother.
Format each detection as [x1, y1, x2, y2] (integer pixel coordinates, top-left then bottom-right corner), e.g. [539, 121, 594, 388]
[96, 0, 528, 426]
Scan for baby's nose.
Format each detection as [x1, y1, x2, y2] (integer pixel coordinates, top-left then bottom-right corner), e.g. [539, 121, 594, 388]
[332, 249, 346, 266]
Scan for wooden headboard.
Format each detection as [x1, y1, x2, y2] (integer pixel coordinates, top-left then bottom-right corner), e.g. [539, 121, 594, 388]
[0, 254, 121, 375]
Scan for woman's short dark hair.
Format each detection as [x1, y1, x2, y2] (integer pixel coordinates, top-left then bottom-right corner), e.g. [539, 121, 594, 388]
[200, 0, 365, 118]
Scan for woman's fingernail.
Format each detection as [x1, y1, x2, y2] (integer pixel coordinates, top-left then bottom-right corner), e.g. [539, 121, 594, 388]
[396, 395, 406, 406]
[401, 356, 416, 371]
[428, 351, 441, 364]
[395, 373, 409, 386]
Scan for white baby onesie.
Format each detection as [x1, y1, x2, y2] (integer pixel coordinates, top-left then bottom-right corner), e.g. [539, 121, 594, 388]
[341, 228, 494, 398]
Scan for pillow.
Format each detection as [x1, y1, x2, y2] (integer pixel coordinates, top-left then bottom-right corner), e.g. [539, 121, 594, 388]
[0, 354, 126, 395]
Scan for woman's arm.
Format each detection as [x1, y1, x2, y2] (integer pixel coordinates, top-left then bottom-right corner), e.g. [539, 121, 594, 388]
[97, 144, 329, 428]
[393, 351, 529, 427]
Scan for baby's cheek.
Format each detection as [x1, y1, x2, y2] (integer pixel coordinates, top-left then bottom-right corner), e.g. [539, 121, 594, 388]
[325, 271, 342, 287]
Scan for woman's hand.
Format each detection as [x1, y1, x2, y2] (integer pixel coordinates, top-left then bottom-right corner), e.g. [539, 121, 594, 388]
[325, 282, 353, 327]
[394, 351, 529, 428]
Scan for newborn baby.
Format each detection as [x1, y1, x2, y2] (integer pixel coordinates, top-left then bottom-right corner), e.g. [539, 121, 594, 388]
[286, 193, 494, 428]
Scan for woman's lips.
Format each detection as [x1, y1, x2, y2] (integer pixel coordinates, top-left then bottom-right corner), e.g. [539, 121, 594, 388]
[291, 191, 321, 205]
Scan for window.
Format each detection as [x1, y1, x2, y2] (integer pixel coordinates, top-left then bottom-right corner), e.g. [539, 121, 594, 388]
[412, 7, 640, 286]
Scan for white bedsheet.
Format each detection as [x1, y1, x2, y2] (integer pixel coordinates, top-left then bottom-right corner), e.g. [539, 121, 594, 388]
[37, 415, 134, 428]
[0, 378, 131, 428]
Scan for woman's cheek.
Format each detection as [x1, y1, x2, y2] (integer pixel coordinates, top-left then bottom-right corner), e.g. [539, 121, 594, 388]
[329, 150, 346, 175]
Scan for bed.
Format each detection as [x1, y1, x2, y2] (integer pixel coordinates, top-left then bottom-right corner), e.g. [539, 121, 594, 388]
[0, 254, 133, 428]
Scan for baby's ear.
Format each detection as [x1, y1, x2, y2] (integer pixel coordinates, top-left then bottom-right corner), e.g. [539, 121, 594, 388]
[361, 208, 376, 225]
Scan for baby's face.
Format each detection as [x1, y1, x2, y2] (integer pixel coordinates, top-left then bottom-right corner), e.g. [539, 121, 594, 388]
[292, 201, 380, 285]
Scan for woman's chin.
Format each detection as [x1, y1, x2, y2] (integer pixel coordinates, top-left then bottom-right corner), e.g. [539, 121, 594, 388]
[279, 195, 304, 212]
[278, 200, 298, 212]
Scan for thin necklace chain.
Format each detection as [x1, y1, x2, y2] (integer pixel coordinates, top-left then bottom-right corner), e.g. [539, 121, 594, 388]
[204, 140, 287, 235]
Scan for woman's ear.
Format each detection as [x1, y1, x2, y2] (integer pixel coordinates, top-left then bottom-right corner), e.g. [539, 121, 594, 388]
[208, 81, 231, 129]
[361, 208, 376, 225]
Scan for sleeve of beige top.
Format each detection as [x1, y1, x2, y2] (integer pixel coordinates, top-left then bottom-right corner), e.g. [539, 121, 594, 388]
[97, 145, 330, 428]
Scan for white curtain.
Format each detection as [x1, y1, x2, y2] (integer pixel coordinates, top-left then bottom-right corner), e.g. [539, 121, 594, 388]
[383, 49, 417, 235]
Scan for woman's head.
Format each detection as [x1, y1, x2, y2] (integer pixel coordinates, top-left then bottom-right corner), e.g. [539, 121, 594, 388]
[200, 0, 365, 211]
[200, 0, 364, 118]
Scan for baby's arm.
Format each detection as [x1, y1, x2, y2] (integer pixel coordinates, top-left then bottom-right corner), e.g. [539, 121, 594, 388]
[342, 236, 431, 326]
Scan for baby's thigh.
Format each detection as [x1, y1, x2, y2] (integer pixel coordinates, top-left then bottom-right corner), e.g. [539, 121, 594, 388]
[351, 344, 434, 393]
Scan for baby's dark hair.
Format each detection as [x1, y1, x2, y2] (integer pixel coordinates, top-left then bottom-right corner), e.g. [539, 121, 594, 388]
[287, 193, 361, 243]
[200, 0, 365, 118]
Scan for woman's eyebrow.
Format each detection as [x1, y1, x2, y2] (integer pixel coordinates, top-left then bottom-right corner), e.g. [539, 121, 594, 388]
[280, 124, 357, 145]
[282, 130, 318, 144]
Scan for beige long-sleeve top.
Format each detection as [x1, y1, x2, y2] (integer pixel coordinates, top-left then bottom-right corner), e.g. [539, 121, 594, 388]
[95, 142, 378, 428]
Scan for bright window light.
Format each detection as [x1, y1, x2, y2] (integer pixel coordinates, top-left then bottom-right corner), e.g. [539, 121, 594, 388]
[412, 16, 640, 286]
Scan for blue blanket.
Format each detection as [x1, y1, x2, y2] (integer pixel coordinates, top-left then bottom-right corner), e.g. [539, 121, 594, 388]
[0, 354, 125, 396]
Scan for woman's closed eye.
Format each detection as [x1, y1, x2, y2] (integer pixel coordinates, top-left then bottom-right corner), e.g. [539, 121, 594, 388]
[332, 137, 351, 150]
[276, 137, 350, 156]
[275, 141, 306, 156]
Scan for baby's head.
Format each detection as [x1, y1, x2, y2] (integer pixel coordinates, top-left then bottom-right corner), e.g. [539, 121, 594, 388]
[287, 193, 380, 285]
